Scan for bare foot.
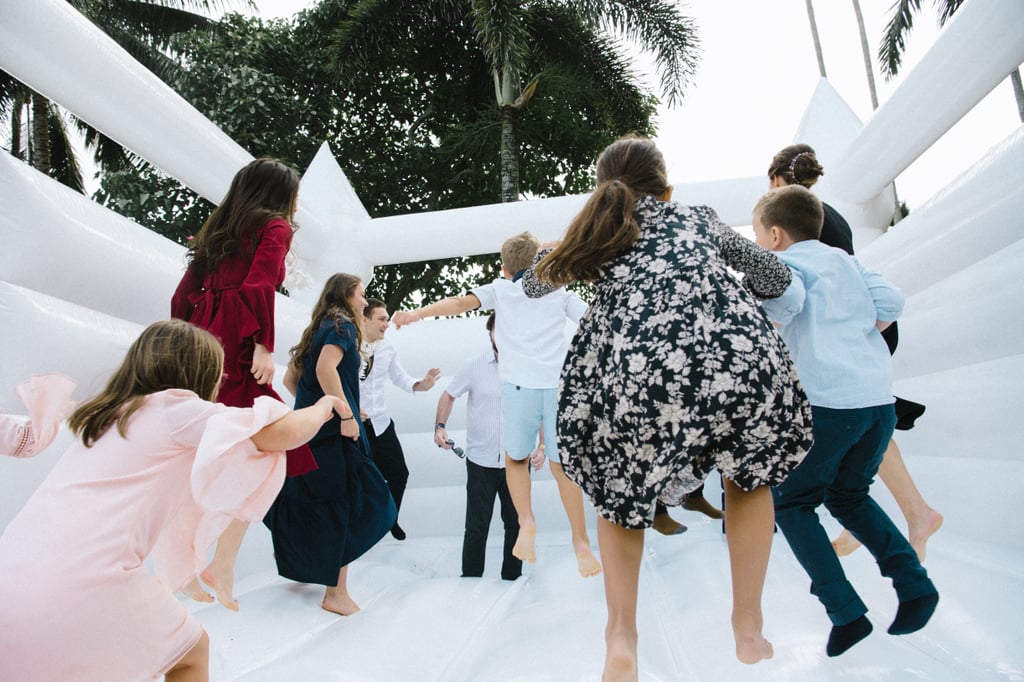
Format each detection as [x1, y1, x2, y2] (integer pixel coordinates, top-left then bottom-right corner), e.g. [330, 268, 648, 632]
[652, 512, 687, 536]
[574, 540, 602, 578]
[832, 529, 862, 557]
[200, 567, 239, 612]
[603, 632, 638, 682]
[322, 593, 361, 616]
[908, 509, 943, 562]
[733, 612, 774, 665]
[181, 578, 214, 603]
[512, 525, 537, 564]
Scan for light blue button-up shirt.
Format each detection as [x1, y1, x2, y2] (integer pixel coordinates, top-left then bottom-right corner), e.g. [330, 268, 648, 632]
[760, 240, 903, 409]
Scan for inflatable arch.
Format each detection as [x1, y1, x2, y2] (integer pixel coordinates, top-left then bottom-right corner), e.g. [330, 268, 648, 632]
[1, 0, 1022, 678]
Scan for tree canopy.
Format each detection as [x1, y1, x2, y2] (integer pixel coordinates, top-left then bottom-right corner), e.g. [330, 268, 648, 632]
[94, 4, 666, 308]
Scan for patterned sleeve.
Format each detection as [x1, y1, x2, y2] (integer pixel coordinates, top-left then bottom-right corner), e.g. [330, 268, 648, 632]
[705, 208, 792, 299]
[520, 248, 558, 299]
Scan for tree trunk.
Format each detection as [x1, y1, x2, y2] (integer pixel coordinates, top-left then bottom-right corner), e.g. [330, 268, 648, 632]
[499, 105, 519, 203]
[805, 0, 827, 78]
[852, 0, 878, 109]
[1010, 68, 1024, 124]
[30, 93, 51, 174]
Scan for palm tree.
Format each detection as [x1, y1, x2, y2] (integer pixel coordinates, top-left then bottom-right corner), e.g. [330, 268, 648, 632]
[805, 0, 827, 78]
[1, 0, 251, 192]
[330, 0, 699, 202]
[851, 0, 878, 109]
[879, 0, 1023, 122]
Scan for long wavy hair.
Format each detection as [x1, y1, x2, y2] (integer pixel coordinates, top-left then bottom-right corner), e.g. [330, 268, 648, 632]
[67, 320, 224, 447]
[535, 136, 669, 286]
[186, 158, 300, 277]
[289, 273, 364, 374]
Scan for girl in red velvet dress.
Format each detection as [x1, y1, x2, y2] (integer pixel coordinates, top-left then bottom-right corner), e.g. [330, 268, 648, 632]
[172, 157, 317, 610]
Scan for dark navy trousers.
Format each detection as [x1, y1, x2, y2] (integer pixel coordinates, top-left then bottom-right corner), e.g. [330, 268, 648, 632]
[773, 404, 935, 626]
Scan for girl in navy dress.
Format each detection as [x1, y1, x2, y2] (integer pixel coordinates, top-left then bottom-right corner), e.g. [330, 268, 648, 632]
[264, 273, 396, 615]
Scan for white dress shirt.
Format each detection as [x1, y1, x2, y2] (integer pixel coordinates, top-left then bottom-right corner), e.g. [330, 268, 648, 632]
[360, 338, 417, 436]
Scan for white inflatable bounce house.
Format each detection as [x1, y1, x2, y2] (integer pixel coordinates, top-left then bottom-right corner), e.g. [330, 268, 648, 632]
[2, 0, 1023, 679]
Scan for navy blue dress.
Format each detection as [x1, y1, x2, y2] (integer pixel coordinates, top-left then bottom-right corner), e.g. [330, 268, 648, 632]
[264, 316, 396, 586]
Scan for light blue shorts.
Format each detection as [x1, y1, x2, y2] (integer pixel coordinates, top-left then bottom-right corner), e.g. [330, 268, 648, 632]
[500, 382, 560, 463]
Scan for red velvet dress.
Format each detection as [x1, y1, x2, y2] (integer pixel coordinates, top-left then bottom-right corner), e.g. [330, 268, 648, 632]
[171, 217, 317, 476]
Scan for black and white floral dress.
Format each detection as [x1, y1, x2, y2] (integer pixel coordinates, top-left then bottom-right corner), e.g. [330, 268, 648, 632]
[523, 195, 813, 529]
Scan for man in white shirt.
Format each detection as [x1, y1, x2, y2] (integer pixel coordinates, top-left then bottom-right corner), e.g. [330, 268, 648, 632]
[393, 232, 600, 578]
[361, 299, 441, 540]
[434, 314, 543, 580]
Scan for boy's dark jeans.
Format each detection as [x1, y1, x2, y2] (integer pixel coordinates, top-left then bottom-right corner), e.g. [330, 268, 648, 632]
[463, 459, 521, 580]
[773, 404, 935, 625]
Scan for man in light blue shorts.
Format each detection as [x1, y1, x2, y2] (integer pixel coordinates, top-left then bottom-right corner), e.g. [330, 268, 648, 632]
[393, 231, 601, 577]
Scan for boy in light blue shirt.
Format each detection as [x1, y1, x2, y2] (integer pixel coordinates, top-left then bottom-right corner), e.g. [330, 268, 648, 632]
[753, 185, 938, 657]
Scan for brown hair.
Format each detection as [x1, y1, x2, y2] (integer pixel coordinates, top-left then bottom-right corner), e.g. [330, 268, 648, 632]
[754, 185, 824, 242]
[767, 143, 824, 188]
[289, 273, 364, 374]
[535, 136, 669, 286]
[500, 232, 541, 275]
[187, 158, 300, 277]
[363, 298, 386, 318]
[67, 320, 224, 447]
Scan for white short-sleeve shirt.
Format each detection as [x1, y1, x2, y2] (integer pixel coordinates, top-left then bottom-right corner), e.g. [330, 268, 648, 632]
[469, 278, 586, 389]
[444, 351, 502, 468]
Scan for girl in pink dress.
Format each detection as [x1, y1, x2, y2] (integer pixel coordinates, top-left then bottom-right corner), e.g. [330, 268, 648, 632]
[0, 320, 345, 681]
[172, 157, 318, 610]
[0, 373, 76, 457]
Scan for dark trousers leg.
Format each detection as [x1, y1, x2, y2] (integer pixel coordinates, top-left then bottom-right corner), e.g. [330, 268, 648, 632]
[463, 460, 497, 577]
[773, 407, 874, 626]
[823, 405, 934, 603]
[365, 420, 410, 516]
[496, 472, 522, 580]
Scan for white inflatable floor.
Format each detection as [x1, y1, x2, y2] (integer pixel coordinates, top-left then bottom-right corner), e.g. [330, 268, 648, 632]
[188, 460, 1024, 681]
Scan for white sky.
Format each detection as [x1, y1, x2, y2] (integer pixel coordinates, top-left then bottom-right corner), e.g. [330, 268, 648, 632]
[249, 0, 1020, 211]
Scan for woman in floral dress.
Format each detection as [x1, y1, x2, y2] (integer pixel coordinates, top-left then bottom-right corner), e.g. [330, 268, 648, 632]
[525, 136, 813, 679]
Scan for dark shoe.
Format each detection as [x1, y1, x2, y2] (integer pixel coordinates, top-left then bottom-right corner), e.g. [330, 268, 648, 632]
[827, 616, 873, 657]
[888, 593, 938, 635]
[652, 512, 688, 536]
[390, 523, 406, 541]
[683, 495, 724, 520]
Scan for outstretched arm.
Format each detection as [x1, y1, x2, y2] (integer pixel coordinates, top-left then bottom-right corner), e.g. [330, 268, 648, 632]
[414, 368, 442, 392]
[250, 395, 344, 451]
[392, 293, 481, 329]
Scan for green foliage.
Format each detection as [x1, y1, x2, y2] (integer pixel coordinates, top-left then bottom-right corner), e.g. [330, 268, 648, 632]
[95, 3, 661, 308]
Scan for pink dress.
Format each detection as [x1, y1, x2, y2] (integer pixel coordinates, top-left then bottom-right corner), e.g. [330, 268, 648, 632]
[0, 373, 77, 458]
[0, 390, 289, 681]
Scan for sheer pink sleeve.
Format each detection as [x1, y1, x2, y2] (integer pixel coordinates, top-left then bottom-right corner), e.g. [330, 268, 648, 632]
[1, 374, 77, 458]
[152, 395, 290, 591]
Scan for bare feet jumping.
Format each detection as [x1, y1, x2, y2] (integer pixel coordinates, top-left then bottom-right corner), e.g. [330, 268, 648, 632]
[732, 611, 774, 665]
[181, 578, 214, 604]
[833, 508, 943, 562]
[512, 524, 537, 564]
[908, 509, 943, 562]
[574, 539, 602, 578]
[200, 566, 239, 612]
[603, 630, 638, 682]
